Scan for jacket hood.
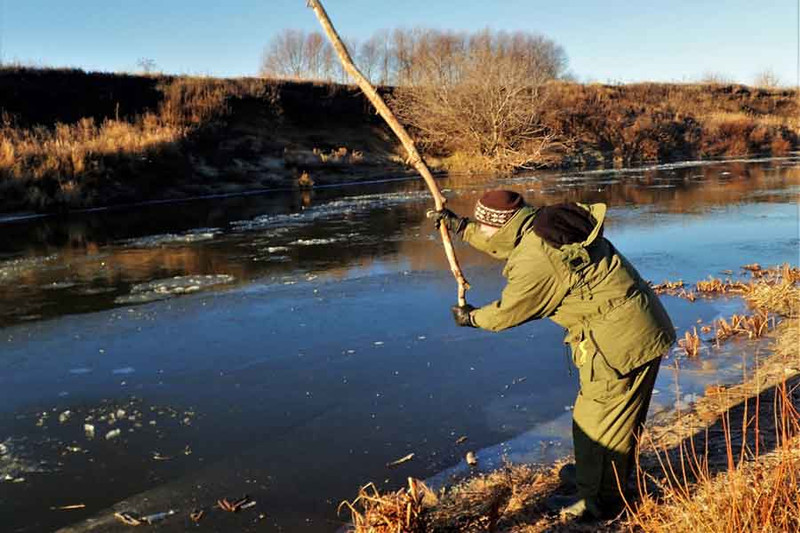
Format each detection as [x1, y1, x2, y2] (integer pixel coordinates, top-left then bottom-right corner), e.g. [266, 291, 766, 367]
[578, 203, 606, 247]
[464, 206, 537, 260]
[556, 203, 607, 271]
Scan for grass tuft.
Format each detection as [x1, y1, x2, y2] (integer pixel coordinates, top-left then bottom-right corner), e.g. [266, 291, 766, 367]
[339, 477, 436, 533]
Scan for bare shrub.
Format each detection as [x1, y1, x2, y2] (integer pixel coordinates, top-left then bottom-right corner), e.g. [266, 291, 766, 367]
[390, 29, 566, 171]
[753, 69, 783, 89]
[700, 71, 734, 85]
[260, 29, 308, 79]
[260, 29, 345, 82]
[359, 30, 393, 85]
[260, 26, 569, 170]
[136, 58, 158, 75]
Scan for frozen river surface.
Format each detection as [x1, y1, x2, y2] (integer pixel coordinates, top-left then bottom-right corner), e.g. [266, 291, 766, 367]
[0, 157, 799, 531]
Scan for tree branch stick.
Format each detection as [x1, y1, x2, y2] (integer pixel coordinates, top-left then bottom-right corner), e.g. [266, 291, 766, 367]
[305, 0, 469, 305]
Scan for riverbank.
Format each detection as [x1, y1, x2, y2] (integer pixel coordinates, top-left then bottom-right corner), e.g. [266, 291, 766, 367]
[0, 67, 412, 213]
[340, 265, 800, 532]
[1, 67, 798, 213]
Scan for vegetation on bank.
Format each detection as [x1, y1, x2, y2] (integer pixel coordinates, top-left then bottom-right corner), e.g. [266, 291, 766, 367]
[0, 66, 798, 213]
[398, 80, 799, 172]
[339, 264, 800, 532]
[0, 68, 282, 211]
[263, 27, 798, 171]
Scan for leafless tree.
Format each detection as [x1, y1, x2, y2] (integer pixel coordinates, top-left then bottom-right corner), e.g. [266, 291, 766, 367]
[320, 43, 336, 81]
[358, 36, 380, 84]
[337, 37, 359, 83]
[136, 57, 158, 75]
[304, 32, 326, 79]
[753, 69, 782, 89]
[392, 28, 416, 85]
[259, 27, 568, 170]
[261, 29, 362, 83]
[261, 29, 308, 79]
[374, 30, 393, 85]
[391, 29, 565, 170]
[700, 71, 733, 85]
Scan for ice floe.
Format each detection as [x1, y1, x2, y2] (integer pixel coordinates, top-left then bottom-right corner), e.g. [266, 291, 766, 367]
[122, 228, 221, 248]
[114, 274, 235, 304]
[231, 190, 432, 231]
[0, 437, 48, 481]
[0, 255, 60, 283]
[289, 238, 342, 246]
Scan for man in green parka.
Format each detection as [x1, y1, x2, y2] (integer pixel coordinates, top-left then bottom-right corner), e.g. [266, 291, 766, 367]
[432, 190, 675, 520]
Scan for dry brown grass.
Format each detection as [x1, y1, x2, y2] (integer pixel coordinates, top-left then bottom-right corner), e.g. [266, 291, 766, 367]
[651, 280, 684, 292]
[677, 327, 702, 358]
[0, 71, 278, 210]
[339, 478, 437, 532]
[652, 284, 698, 303]
[713, 312, 775, 344]
[3, 68, 798, 210]
[744, 264, 800, 317]
[624, 389, 800, 533]
[653, 265, 800, 308]
[540, 82, 799, 167]
[695, 277, 753, 295]
[312, 146, 364, 164]
[339, 462, 581, 533]
[622, 267, 800, 533]
[0, 114, 183, 178]
[675, 264, 798, 356]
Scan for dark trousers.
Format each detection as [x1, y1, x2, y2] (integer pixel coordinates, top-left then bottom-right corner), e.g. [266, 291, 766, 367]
[572, 355, 661, 511]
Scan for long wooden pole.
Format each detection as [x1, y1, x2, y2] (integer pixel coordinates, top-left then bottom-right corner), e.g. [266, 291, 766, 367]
[305, 0, 469, 305]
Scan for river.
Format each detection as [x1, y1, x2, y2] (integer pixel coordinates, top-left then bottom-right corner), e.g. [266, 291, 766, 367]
[1, 156, 798, 531]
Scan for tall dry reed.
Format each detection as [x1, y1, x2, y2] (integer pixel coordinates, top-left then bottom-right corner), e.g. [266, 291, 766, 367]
[622, 267, 800, 533]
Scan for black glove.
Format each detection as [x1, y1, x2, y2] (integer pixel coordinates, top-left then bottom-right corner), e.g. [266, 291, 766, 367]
[427, 208, 468, 235]
[451, 304, 477, 327]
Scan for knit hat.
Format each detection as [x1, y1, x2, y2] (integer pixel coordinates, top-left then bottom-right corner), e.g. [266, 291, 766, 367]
[474, 190, 525, 227]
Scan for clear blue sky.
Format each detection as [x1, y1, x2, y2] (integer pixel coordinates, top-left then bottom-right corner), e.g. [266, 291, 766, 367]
[3, 0, 798, 85]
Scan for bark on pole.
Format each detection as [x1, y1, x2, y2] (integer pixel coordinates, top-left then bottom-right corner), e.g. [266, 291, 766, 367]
[305, 0, 470, 305]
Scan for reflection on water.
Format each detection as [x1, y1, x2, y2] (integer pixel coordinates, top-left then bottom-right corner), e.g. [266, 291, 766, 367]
[1, 157, 798, 328]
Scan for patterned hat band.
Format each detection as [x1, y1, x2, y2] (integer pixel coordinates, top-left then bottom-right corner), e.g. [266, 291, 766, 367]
[474, 190, 525, 227]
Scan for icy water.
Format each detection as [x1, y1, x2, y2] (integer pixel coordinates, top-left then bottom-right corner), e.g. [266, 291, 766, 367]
[1, 157, 799, 532]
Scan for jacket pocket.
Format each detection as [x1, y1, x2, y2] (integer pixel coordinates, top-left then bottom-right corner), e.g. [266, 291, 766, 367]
[577, 334, 626, 403]
[589, 290, 662, 374]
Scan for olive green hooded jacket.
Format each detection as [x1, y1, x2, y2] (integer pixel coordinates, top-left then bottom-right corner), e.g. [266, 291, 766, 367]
[462, 203, 675, 377]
